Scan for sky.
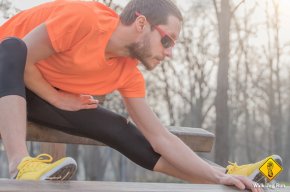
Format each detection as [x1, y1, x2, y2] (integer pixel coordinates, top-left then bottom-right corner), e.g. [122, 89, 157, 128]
[2, 0, 289, 44]
[9, 0, 193, 11]
[12, 0, 127, 9]
[13, 0, 51, 9]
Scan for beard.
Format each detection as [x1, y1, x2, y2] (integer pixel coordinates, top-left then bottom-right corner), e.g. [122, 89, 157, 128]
[127, 35, 154, 70]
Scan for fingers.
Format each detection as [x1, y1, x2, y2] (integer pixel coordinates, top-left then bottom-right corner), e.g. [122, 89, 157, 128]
[88, 98, 99, 104]
[230, 177, 246, 190]
[220, 175, 246, 190]
[83, 104, 98, 109]
[220, 175, 263, 192]
[79, 95, 99, 110]
[235, 176, 252, 190]
[234, 176, 263, 192]
[80, 95, 99, 106]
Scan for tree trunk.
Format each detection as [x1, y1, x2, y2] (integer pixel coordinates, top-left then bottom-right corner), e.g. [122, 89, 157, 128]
[214, 0, 231, 166]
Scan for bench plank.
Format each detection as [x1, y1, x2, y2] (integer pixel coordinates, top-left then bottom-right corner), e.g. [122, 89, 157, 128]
[0, 180, 267, 192]
[25, 122, 214, 152]
[0, 122, 214, 152]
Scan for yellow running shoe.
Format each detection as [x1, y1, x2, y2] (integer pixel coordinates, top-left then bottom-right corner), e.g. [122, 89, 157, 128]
[15, 154, 77, 180]
[226, 155, 282, 184]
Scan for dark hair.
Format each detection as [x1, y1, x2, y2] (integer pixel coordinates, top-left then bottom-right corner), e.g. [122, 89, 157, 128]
[120, 0, 183, 26]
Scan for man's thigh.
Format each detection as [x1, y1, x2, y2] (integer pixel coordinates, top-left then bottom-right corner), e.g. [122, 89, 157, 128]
[26, 89, 75, 133]
[26, 89, 160, 170]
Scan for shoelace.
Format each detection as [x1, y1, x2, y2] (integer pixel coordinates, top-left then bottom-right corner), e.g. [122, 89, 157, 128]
[226, 161, 238, 173]
[227, 161, 267, 182]
[17, 154, 54, 178]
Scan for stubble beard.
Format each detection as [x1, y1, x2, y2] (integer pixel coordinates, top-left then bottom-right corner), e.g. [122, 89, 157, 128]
[127, 36, 154, 71]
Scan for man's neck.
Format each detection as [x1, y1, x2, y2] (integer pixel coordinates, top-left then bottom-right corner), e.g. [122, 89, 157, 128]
[105, 22, 135, 60]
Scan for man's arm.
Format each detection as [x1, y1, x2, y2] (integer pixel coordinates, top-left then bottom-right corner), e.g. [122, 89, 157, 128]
[123, 97, 260, 191]
[23, 24, 98, 111]
[123, 97, 222, 183]
[23, 23, 60, 104]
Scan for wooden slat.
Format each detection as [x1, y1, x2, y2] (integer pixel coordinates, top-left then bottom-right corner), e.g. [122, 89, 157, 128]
[0, 122, 215, 152]
[39, 143, 66, 160]
[168, 126, 214, 152]
[0, 180, 274, 192]
[24, 122, 214, 152]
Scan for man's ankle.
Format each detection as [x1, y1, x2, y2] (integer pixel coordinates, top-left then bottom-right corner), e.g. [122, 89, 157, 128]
[9, 155, 28, 178]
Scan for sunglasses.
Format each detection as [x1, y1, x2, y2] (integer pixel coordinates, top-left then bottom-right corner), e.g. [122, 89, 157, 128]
[135, 12, 175, 49]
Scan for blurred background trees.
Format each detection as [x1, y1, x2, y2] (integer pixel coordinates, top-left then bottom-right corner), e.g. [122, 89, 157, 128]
[1, 0, 290, 182]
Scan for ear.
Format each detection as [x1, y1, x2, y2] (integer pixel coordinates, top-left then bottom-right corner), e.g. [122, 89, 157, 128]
[134, 15, 147, 32]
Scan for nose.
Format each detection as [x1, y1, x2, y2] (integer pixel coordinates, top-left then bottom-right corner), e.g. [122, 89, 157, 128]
[164, 47, 173, 58]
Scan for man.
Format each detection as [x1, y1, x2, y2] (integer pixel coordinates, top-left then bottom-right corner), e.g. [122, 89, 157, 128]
[0, 0, 281, 191]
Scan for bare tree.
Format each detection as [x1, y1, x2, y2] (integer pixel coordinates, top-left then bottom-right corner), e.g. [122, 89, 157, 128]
[229, 1, 260, 163]
[213, 0, 231, 166]
[0, 0, 11, 19]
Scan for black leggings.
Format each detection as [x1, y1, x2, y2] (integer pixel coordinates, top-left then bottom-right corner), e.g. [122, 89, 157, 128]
[0, 37, 161, 170]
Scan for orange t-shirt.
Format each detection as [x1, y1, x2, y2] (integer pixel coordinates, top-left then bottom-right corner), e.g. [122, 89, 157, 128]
[0, 0, 145, 98]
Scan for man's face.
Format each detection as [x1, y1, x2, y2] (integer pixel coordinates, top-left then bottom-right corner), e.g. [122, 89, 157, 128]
[128, 15, 182, 71]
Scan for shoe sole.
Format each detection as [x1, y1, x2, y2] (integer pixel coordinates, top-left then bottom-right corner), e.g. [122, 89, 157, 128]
[249, 155, 282, 184]
[40, 157, 77, 181]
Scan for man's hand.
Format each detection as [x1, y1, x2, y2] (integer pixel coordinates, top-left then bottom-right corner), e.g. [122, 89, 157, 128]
[52, 90, 99, 111]
[219, 174, 263, 192]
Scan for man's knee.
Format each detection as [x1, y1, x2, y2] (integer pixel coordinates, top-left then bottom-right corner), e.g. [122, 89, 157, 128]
[0, 37, 27, 98]
[1, 37, 27, 61]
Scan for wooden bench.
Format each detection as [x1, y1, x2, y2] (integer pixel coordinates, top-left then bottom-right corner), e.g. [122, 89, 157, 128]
[3, 123, 288, 191]
[0, 121, 215, 159]
[0, 180, 274, 192]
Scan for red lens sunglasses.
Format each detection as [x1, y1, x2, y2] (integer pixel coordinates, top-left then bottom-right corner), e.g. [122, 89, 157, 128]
[135, 12, 175, 49]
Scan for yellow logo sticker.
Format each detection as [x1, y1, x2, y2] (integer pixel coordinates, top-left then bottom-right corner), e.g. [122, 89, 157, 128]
[259, 158, 283, 181]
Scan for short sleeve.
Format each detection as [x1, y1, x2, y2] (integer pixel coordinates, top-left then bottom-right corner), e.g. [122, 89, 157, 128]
[45, 4, 95, 52]
[118, 69, 146, 98]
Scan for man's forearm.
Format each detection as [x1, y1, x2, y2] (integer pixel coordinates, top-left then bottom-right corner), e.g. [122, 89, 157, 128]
[155, 132, 223, 183]
[123, 97, 223, 184]
[20, 23, 60, 105]
[24, 62, 60, 105]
